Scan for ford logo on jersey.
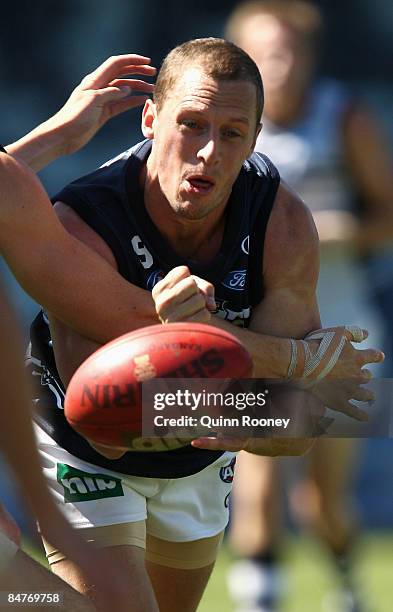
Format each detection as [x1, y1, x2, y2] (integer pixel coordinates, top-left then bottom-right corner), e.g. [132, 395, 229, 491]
[146, 269, 164, 291]
[221, 270, 247, 291]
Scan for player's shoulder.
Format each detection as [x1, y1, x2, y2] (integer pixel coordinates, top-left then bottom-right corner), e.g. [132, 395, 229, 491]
[263, 181, 319, 288]
[271, 181, 317, 240]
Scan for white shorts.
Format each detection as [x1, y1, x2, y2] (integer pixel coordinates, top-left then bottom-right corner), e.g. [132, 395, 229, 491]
[0, 531, 18, 574]
[36, 427, 236, 543]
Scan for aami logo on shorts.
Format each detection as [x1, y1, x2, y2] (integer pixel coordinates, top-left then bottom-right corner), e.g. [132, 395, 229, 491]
[57, 463, 124, 503]
[219, 457, 236, 483]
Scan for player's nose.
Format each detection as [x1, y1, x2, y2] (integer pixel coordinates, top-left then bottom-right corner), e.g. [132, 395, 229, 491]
[197, 135, 221, 165]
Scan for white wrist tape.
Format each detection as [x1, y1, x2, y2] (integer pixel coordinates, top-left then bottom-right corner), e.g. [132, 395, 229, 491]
[287, 325, 366, 381]
[0, 530, 18, 574]
[287, 339, 298, 378]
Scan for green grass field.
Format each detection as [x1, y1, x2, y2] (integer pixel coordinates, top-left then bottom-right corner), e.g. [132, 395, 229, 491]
[199, 532, 393, 612]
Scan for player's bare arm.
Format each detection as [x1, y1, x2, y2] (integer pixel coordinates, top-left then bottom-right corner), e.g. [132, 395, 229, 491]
[213, 184, 383, 406]
[5, 54, 156, 171]
[245, 184, 381, 381]
[152, 186, 384, 382]
[152, 186, 382, 454]
[0, 160, 158, 342]
[152, 265, 383, 385]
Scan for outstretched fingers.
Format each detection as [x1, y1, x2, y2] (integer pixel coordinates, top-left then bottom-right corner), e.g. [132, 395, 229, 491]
[359, 347, 385, 367]
[81, 54, 156, 90]
[109, 78, 155, 93]
[92, 79, 155, 115]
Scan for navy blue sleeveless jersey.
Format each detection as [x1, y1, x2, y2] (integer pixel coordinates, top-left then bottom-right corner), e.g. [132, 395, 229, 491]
[27, 139, 280, 478]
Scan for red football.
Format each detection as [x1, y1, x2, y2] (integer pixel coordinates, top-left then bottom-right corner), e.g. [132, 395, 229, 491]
[64, 322, 253, 451]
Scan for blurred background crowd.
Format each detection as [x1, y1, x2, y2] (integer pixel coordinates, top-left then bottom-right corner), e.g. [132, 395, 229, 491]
[0, 1, 392, 611]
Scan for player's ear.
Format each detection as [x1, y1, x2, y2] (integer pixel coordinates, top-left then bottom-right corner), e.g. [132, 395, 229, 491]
[249, 122, 262, 156]
[141, 99, 157, 139]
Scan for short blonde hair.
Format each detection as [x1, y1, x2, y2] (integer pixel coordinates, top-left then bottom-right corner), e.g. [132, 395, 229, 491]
[154, 37, 264, 125]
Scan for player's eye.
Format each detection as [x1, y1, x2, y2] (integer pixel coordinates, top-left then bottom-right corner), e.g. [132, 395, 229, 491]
[222, 128, 242, 139]
[180, 119, 201, 130]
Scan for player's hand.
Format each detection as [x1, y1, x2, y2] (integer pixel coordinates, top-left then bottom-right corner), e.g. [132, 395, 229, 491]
[293, 325, 382, 421]
[152, 265, 216, 324]
[48, 54, 156, 155]
[192, 434, 314, 456]
[309, 378, 375, 421]
[303, 326, 384, 381]
[326, 340, 383, 382]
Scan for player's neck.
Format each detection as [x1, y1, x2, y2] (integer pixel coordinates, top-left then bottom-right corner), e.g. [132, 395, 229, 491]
[141, 164, 226, 262]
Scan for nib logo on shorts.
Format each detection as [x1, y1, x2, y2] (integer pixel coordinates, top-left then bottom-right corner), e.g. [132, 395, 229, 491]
[57, 463, 124, 503]
[219, 457, 236, 483]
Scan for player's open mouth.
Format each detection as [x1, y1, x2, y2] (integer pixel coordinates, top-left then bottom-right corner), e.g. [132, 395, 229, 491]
[184, 175, 215, 195]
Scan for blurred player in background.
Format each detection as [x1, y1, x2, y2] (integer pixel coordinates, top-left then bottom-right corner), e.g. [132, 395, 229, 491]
[0, 53, 156, 611]
[20, 36, 383, 612]
[225, 2, 393, 611]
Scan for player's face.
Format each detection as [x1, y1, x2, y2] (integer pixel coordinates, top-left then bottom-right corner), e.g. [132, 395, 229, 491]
[143, 67, 260, 220]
